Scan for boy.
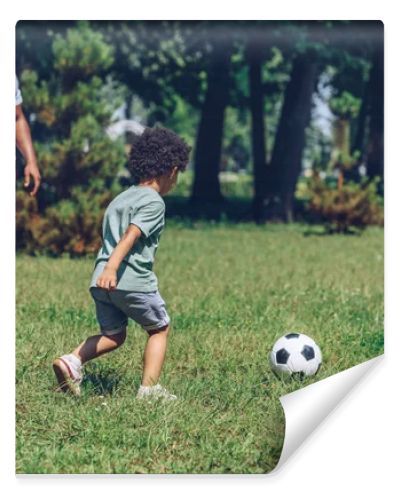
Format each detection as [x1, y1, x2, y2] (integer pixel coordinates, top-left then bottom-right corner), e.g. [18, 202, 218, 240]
[53, 126, 191, 400]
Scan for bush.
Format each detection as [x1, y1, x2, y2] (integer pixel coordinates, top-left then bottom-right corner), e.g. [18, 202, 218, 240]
[306, 176, 383, 233]
[16, 191, 39, 253]
[16, 22, 130, 256]
[16, 187, 121, 257]
[20, 21, 127, 205]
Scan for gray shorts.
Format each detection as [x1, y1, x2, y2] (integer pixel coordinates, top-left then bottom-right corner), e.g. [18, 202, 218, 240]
[90, 287, 170, 333]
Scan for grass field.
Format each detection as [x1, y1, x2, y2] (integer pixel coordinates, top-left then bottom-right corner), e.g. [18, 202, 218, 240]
[16, 224, 384, 474]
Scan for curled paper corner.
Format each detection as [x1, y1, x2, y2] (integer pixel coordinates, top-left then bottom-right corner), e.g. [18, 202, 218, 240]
[272, 355, 384, 473]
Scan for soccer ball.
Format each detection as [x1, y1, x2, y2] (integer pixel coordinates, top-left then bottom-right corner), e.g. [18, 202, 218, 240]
[269, 332, 322, 378]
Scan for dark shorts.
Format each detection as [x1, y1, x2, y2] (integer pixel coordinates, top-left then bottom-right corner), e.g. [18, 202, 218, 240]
[90, 287, 170, 333]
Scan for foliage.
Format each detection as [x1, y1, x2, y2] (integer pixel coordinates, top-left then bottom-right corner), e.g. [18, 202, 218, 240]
[306, 175, 383, 233]
[327, 90, 363, 189]
[16, 186, 123, 256]
[30, 189, 115, 257]
[102, 21, 207, 114]
[16, 20, 384, 231]
[19, 22, 127, 205]
[16, 190, 39, 253]
[52, 22, 114, 80]
[329, 90, 361, 119]
[16, 174, 255, 256]
[160, 94, 198, 150]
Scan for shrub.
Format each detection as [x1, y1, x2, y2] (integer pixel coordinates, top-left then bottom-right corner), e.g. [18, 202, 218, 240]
[20, 21, 127, 205]
[16, 186, 123, 257]
[306, 176, 383, 233]
[16, 190, 39, 253]
[16, 22, 129, 256]
[30, 188, 118, 257]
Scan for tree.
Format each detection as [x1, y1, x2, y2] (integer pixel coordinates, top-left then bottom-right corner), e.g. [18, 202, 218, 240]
[100, 21, 205, 119]
[265, 52, 319, 222]
[103, 21, 238, 206]
[365, 29, 384, 188]
[16, 22, 127, 255]
[16, 21, 72, 81]
[191, 39, 233, 203]
[259, 21, 383, 222]
[246, 38, 268, 222]
[323, 21, 383, 187]
[19, 21, 126, 206]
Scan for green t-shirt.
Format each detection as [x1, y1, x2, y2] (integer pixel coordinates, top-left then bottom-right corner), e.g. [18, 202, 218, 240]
[90, 185, 165, 292]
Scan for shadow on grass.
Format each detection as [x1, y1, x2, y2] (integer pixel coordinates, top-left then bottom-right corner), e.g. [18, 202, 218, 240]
[82, 370, 122, 395]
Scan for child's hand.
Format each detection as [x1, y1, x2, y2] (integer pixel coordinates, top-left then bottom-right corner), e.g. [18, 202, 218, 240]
[96, 267, 117, 290]
[95, 225, 141, 291]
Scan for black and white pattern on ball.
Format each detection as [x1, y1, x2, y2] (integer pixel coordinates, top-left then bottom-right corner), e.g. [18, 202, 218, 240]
[285, 332, 300, 339]
[269, 332, 322, 378]
[276, 348, 290, 364]
[301, 345, 315, 361]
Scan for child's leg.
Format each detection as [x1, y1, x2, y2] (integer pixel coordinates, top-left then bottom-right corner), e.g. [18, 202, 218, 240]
[53, 328, 126, 395]
[141, 325, 169, 386]
[72, 328, 127, 364]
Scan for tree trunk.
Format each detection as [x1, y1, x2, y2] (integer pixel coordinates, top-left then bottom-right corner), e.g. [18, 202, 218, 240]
[191, 46, 231, 203]
[265, 54, 318, 222]
[247, 43, 268, 223]
[366, 39, 384, 190]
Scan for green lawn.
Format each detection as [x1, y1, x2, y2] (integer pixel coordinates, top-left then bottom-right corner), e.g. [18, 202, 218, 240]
[16, 224, 384, 473]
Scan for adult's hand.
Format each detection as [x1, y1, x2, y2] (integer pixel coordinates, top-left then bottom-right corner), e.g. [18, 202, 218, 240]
[16, 104, 41, 196]
[24, 161, 41, 197]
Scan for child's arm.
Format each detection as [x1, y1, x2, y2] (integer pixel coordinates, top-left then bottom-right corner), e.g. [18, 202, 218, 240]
[96, 224, 142, 290]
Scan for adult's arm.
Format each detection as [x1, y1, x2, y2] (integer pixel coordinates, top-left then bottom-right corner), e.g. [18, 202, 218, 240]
[16, 104, 41, 196]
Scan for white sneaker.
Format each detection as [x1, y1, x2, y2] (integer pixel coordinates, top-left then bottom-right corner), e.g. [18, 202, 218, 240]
[136, 384, 177, 401]
[53, 354, 83, 396]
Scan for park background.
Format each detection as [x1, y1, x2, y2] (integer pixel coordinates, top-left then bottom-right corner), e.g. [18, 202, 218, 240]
[15, 21, 384, 474]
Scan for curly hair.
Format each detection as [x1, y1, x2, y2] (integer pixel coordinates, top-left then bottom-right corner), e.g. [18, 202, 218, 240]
[128, 126, 191, 185]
